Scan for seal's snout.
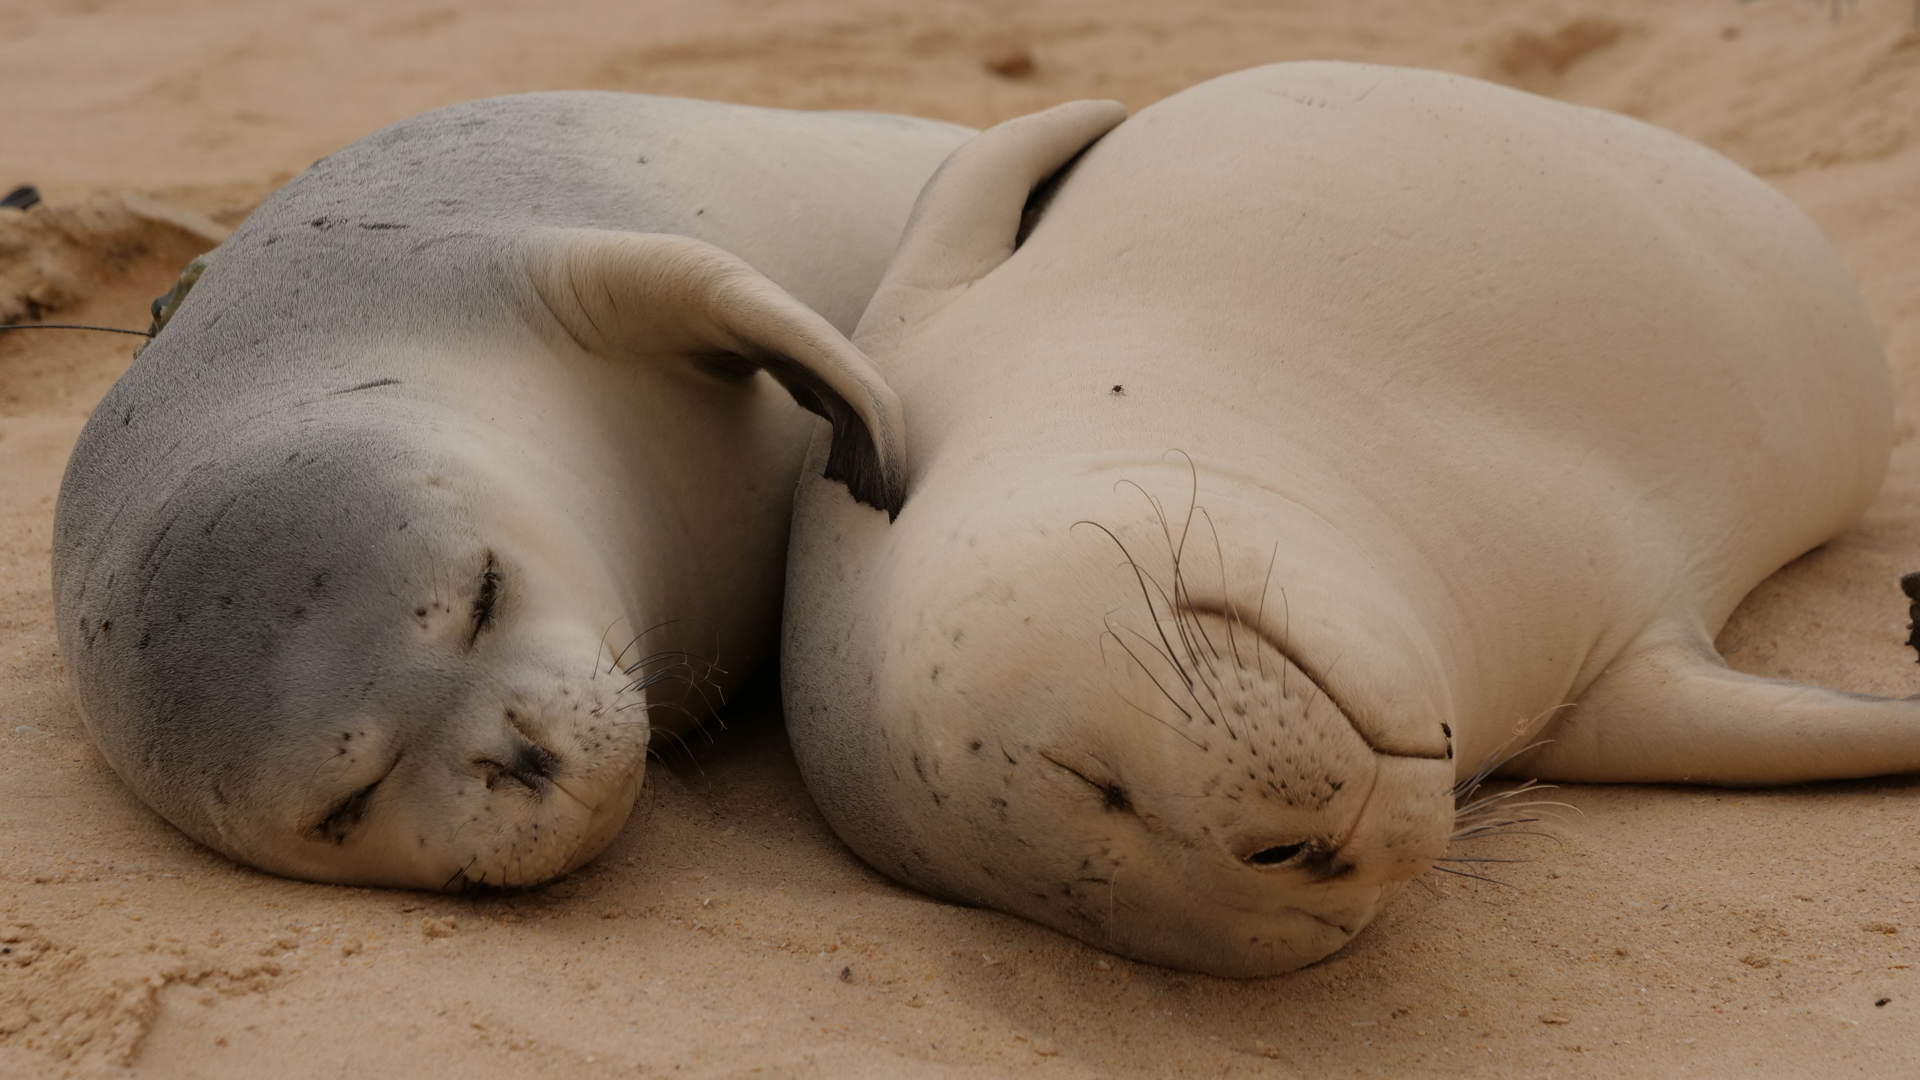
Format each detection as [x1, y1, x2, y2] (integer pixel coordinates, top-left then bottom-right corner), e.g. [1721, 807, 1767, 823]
[782, 471, 1466, 975]
[490, 706, 564, 787]
[469, 741, 558, 794]
[511, 741, 560, 783]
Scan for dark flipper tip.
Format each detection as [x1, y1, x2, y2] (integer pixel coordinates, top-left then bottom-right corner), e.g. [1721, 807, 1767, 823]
[2, 185, 40, 211]
[821, 413, 905, 521]
[1902, 572, 1920, 663]
[752, 348, 906, 521]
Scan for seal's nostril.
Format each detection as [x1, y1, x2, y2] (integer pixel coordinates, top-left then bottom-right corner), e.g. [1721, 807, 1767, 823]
[472, 743, 557, 793]
[1242, 840, 1354, 879]
[512, 742, 559, 780]
[1245, 842, 1307, 866]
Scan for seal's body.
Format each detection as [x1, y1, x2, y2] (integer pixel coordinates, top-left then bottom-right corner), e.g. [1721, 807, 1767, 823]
[54, 92, 967, 889]
[782, 63, 1899, 975]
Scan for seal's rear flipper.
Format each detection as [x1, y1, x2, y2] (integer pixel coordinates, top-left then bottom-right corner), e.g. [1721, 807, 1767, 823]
[1518, 630, 1920, 785]
[1900, 572, 1920, 662]
[522, 229, 907, 517]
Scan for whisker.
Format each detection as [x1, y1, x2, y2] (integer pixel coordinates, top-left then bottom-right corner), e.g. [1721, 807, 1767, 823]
[1098, 631, 1207, 750]
[647, 726, 709, 776]
[1455, 781, 1563, 817]
[0, 322, 153, 338]
[1194, 506, 1247, 681]
[1430, 865, 1512, 887]
[1252, 543, 1279, 683]
[1165, 448, 1201, 573]
[596, 615, 628, 680]
[1280, 585, 1291, 698]
[1105, 625, 1198, 725]
[442, 857, 478, 892]
[1450, 827, 1560, 845]
[1128, 567, 1237, 740]
[622, 648, 704, 677]
[1457, 798, 1580, 822]
[1109, 620, 1218, 736]
[1073, 520, 1194, 691]
[1451, 737, 1559, 801]
[610, 618, 690, 673]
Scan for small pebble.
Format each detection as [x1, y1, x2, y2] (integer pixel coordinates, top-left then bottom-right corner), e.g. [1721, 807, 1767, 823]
[983, 48, 1036, 79]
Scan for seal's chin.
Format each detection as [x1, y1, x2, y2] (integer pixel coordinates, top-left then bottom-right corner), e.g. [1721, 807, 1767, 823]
[1082, 881, 1386, 978]
[1090, 753, 1453, 977]
[829, 502, 1456, 975]
[969, 741, 1451, 977]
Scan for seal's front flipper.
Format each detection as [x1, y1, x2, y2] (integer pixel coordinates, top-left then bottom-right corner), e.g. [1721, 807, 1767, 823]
[521, 229, 907, 517]
[1519, 630, 1920, 786]
[856, 100, 1125, 350]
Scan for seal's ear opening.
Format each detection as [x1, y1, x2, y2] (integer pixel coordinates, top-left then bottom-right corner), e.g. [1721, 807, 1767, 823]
[858, 99, 1126, 335]
[521, 229, 907, 517]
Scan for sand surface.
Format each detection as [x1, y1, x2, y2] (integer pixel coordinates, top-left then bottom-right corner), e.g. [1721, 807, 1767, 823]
[4, 1, 1920, 1076]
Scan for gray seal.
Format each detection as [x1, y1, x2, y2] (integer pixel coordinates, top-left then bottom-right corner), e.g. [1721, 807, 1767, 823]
[53, 92, 967, 889]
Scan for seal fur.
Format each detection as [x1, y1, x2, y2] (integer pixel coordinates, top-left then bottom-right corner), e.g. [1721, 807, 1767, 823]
[53, 92, 968, 889]
[780, 63, 1899, 975]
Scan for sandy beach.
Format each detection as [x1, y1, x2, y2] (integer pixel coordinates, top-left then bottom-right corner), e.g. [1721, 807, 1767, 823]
[4, 1, 1919, 1075]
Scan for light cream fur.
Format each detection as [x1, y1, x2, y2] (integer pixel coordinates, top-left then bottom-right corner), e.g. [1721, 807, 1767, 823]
[781, 63, 1897, 976]
[53, 93, 967, 890]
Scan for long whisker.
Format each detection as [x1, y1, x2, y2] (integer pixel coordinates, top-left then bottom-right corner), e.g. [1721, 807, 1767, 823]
[1073, 520, 1193, 691]
[0, 322, 153, 338]
[1429, 865, 1512, 887]
[442, 857, 478, 892]
[1098, 631, 1207, 750]
[1195, 505, 1246, 679]
[611, 619, 691, 673]
[1251, 543, 1279, 683]
[1107, 624, 1198, 725]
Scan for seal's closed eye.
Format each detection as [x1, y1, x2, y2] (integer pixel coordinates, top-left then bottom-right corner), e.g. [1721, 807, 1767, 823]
[466, 551, 501, 650]
[308, 758, 399, 844]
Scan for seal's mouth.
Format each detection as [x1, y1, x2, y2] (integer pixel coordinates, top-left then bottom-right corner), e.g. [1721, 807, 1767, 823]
[262, 627, 664, 892]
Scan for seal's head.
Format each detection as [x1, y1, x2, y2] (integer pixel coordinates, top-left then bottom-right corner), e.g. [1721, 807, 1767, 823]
[67, 419, 663, 889]
[57, 221, 911, 890]
[781, 98, 1457, 973]
[788, 468, 1457, 975]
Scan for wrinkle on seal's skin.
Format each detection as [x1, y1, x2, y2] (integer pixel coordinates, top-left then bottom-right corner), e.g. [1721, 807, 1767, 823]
[1070, 452, 1382, 570]
[546, 774, 602, 814]
[1329, 756, 1381, 853]
[1291, 905, 1357, 937]
[523, 249, 599, 358]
